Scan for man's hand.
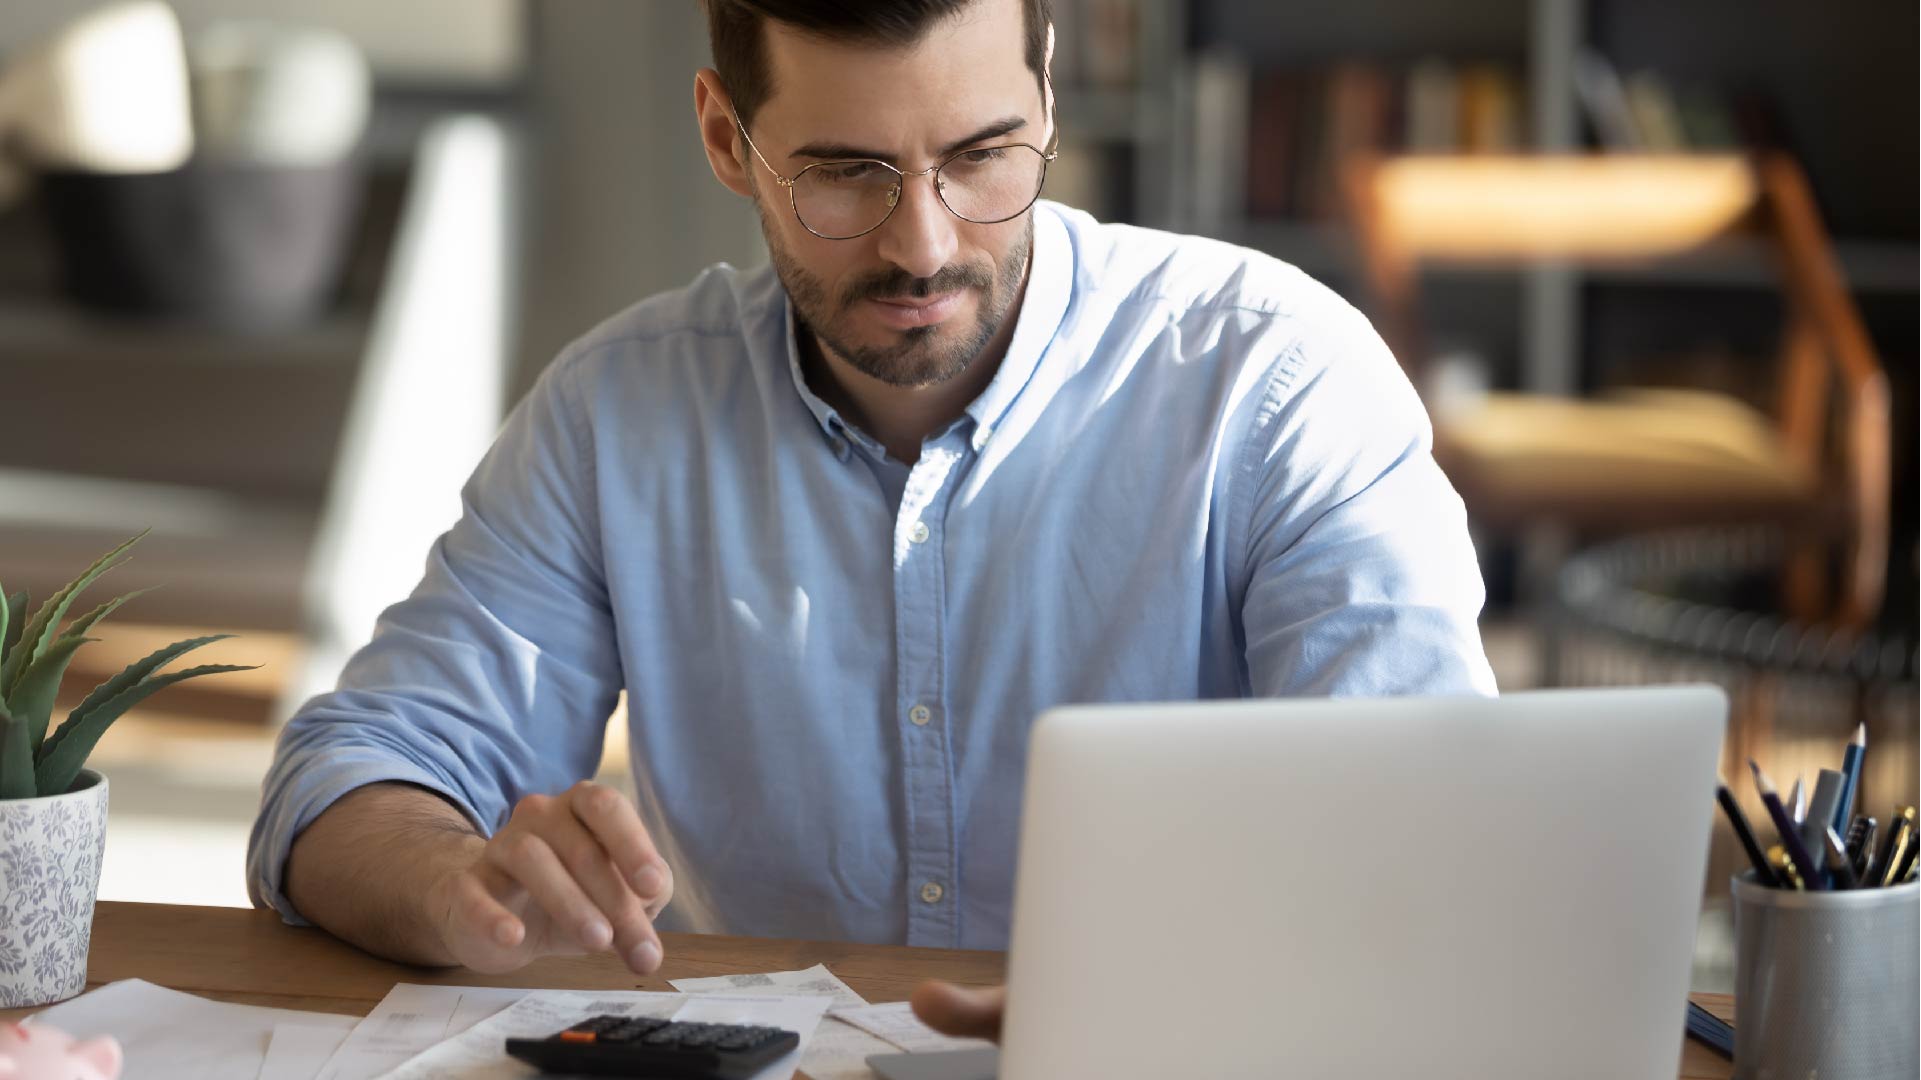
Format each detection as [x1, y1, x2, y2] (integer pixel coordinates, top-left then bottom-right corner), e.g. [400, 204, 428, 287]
[910, 981, 1006, 1042]
[424, 780, 674, 974]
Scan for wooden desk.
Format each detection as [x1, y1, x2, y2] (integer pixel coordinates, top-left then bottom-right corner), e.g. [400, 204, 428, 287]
[8, 902, 1737, 1078]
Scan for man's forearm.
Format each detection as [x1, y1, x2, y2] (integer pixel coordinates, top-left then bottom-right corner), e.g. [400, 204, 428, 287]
[284, 782, 487, 966]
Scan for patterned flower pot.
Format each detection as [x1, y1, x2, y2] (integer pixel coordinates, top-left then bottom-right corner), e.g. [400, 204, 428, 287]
[0, 770, 108, 1008]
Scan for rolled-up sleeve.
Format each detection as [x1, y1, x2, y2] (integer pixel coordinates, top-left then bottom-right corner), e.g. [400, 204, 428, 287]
[248, 353, 622, 923]
[1234, 299, 1497, 698]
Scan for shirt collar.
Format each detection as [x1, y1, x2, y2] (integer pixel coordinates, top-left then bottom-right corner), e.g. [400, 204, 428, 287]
[781, 201, 1073, 456]
[962, 201, 1071, 443]
[782, 312, 852, 453]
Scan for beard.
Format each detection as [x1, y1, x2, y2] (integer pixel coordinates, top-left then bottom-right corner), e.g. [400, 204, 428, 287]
[758, 204, 1034, 389]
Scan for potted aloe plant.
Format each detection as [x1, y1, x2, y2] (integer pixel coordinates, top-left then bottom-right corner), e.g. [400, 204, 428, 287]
[0, 532, 253, 1007]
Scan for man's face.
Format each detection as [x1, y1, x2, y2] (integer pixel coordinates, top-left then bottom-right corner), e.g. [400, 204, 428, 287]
[742, 0, 1044, 388]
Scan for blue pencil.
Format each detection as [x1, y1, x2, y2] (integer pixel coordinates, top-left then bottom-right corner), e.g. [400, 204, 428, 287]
[1832, 722, 1867, 835]
[1752, 760, 1825, 890]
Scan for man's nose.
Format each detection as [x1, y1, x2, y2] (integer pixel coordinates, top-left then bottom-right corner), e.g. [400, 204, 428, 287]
[874, 171, 959, 281]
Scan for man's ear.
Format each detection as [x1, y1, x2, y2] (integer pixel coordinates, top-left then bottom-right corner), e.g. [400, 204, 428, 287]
[693, 68, 754, 199]
[1041, 23, 1057, 143]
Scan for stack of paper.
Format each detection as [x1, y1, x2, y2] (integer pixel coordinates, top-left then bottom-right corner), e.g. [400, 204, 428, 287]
[31, 980, 358, 1080]
[317, 983, 528, 1079]
[28, 965, 993, 1080]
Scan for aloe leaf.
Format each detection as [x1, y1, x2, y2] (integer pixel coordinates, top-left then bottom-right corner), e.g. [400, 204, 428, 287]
[35, 662, 258, 797]
[43, 634, 233, 759]
[0, 587, 8, 671]
[1, 531, 146, 696]
[6, 634, 93, 754]
[0, 590, 23, 673]
[61, 587, 156, 641]
[0, 701, 32, 800]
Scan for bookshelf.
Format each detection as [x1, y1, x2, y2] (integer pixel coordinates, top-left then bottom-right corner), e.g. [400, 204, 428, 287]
[1045, 0, 1916, 622]
[1046, 0, 1917, 391]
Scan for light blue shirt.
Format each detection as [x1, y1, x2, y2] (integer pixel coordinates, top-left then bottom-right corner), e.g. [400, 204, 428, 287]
[249, 202, 1495, 950]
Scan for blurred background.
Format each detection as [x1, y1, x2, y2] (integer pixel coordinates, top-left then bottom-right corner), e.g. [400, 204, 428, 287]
[0, 0, 1913, 992]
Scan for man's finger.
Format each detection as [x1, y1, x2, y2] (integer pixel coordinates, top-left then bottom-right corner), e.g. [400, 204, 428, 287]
[909, 981, 1007, 1043]
[440, 871, 533, 972]
[486, 830, 613, 951]
[568, 781, 671, 901]
[538, 804, 663, 973]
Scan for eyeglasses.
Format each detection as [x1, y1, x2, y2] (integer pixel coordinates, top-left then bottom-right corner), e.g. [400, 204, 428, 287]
[734, 111, 1059, 240]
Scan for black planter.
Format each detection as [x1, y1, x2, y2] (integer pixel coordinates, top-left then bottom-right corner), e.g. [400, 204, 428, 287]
[39, 155, 363, 330]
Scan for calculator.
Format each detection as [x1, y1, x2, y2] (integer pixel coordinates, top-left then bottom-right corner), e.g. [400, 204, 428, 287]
[504, 1014, 801, 1078]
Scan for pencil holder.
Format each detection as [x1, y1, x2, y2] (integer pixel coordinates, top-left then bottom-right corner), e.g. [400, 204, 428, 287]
[1731, 874, 1919, 1079]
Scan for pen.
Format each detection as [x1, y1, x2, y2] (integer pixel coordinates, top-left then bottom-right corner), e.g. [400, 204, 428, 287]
[1823, 828, 1861, 890]
[1802, 770, 1845, 862]
[1751, 761, 1824, 889]
[1892, 844, 1917, 886]
[1877, 807, 1915, 888]
[1890, 810, 1920, 886]
[1768, 844, 1805, 891]
[1845, 816, 1877, 879]
[1684, 1001, 1734, 1060]
[1832, 722, 1866, 834]
[1717, 778, 1778, 887]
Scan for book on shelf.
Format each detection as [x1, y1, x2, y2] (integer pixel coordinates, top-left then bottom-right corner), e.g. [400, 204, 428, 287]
[1458, 64, 1522, 154]
[1573, 49, 1640, 150]
[1049, 0, 1142, 90]
[1624, 71, 1687, 151]
[1574, 49, 1747, 155]
[1404, 59, 1459, 153]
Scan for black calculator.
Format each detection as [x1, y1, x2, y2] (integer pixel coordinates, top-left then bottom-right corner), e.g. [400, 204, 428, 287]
[504, 1014, 800, 1078]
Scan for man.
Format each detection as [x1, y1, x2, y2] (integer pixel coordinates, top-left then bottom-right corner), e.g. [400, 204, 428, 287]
[247, 0, 1494, 1001]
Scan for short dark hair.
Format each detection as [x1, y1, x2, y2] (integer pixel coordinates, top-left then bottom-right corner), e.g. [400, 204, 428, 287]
[705, 0, 1052, 128]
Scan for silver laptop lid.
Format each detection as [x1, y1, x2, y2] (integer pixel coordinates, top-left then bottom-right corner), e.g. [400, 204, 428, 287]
[998, 686, 1725, 1080]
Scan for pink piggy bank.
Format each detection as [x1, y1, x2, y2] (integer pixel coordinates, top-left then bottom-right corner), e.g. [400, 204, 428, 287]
[0, 1023, 121, 1080]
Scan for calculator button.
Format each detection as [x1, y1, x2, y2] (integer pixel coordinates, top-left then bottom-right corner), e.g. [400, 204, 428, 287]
[679, 1027, 724, 1048]
[557, 1030, 597, 1043]
[643, 1024, 692, 1045]
[603, 1017, 666, 1042]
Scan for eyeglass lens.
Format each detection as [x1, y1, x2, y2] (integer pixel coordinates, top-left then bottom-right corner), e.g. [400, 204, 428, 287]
[791, 145, 1048, 239]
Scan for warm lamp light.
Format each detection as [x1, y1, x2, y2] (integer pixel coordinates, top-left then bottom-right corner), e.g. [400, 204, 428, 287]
[1372, 155, 1758, 259]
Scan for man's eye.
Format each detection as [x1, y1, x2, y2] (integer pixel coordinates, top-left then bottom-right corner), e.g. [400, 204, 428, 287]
[958, 148, 1006, 164]
[818, 162, 881, 182]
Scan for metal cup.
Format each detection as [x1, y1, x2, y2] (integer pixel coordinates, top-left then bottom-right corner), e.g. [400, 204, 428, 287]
[1731, 873, 1919, 1079]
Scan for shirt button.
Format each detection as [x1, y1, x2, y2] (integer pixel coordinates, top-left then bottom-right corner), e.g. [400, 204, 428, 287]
[920, 881, 945, 904]
[909, 521, 930, 544]
[908, 704, 932, 726]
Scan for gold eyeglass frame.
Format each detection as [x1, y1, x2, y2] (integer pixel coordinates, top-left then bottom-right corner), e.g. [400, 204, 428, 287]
[731, 81, 1060, 240]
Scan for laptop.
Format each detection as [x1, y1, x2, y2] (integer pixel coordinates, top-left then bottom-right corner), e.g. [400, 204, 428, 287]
[872, 685, 1725, 1079]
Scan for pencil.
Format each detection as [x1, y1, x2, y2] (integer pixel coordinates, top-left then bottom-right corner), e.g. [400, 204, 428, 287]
[1717, 777, 1778, 887]
[1751, 761, 1825, 889]
[1832, 722, 1866, 834]
[1788, 775, 1806, 823]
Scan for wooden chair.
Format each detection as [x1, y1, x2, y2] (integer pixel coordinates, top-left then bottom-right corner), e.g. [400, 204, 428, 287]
[1343, 153, 1890, 629]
